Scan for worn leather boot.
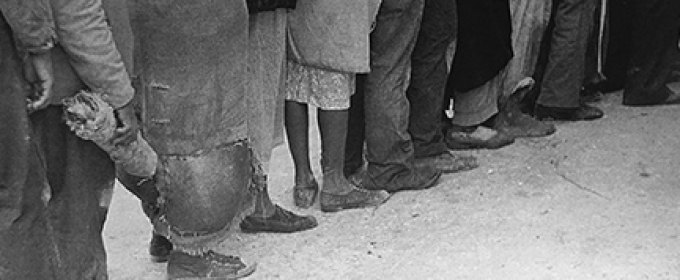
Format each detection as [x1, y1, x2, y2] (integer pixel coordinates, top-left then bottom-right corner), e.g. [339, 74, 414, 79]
[320, 187, 390, 212]
[495, 81, 556, 138]
[360, 164, 442, 193]
[413, 151, 478, 174]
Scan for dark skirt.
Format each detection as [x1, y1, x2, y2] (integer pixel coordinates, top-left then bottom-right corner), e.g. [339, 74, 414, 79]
[447, 0, 513, 94]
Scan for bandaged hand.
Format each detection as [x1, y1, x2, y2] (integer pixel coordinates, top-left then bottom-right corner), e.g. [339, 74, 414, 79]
[112, 101, 139, 146]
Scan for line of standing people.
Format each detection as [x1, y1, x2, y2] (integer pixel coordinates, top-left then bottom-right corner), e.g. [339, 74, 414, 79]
[1, 0, 678, 279]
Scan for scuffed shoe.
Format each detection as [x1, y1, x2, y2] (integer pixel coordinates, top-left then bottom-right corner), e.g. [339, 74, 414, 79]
[495, 80, 556, 138]
[320, 187, 390, 212]
[580, 88, 604, 104]
[150, 233, 173, 263]
[446, 126, 515, 150]
[167, 250, 256, 280]
[494, 111, 556, 138]
[413, 151, 478, 174]
[240, 205, 318, 233]
[361, 164, 442, 193]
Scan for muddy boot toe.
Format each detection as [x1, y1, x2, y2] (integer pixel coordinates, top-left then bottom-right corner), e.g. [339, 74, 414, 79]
[414, 152, 478, 174]
[320, 188, 390, 212]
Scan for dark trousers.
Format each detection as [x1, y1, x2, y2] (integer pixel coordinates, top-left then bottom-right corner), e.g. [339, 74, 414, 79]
[407, 0, 457, 158]
[537, 0, 597, 108]
[622, 0, 680, 105]
[345, 0, 424, 185]
[0, 17, 114, 280]
[600, 0, 634, 93]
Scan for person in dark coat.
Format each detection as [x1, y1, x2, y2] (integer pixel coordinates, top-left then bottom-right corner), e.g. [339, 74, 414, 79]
[622, 0, 680, 106]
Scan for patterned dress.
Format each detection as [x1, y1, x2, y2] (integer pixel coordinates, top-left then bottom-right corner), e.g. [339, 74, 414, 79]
[285, 60, 355, 110]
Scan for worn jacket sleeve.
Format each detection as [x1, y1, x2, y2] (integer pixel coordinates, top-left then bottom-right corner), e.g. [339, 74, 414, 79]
[50, 0, 134, 109]
[0, 0, 56, 54]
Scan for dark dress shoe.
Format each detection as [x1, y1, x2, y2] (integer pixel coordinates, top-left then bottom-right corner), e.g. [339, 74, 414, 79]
[149, 233, 173, 263]
[240, 205, 317, 233]
[535, 104, 604, 121]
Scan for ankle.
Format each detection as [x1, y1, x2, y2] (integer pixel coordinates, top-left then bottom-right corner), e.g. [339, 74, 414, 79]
[294, 172, 315, 186]
[250, 194, 276, 218]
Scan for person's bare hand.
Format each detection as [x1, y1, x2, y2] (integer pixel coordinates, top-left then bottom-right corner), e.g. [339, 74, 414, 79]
[23, 52, 54, 113]
[112, 101, 140, 146]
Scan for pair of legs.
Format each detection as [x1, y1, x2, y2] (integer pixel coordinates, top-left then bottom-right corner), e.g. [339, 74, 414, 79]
[534, 0, 604, 121]
[407, 0, 457, 158]
[286, 104, 352, 195]
[286, 100, 388, 211]
[345, 0, 442, 193]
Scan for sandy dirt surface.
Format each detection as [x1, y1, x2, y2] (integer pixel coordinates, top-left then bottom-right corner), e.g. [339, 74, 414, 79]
[104, 90, 680, 280]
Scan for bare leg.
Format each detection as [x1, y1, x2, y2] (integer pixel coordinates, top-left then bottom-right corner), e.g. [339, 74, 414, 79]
[318, 109, 354, 194]
[284, 101, 319, 208]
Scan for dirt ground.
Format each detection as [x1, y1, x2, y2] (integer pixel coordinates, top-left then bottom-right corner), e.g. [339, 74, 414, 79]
[104, 88, 680, 280]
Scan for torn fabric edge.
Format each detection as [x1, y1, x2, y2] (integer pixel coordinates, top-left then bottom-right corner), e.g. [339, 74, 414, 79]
[150, 140, 264, 255]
